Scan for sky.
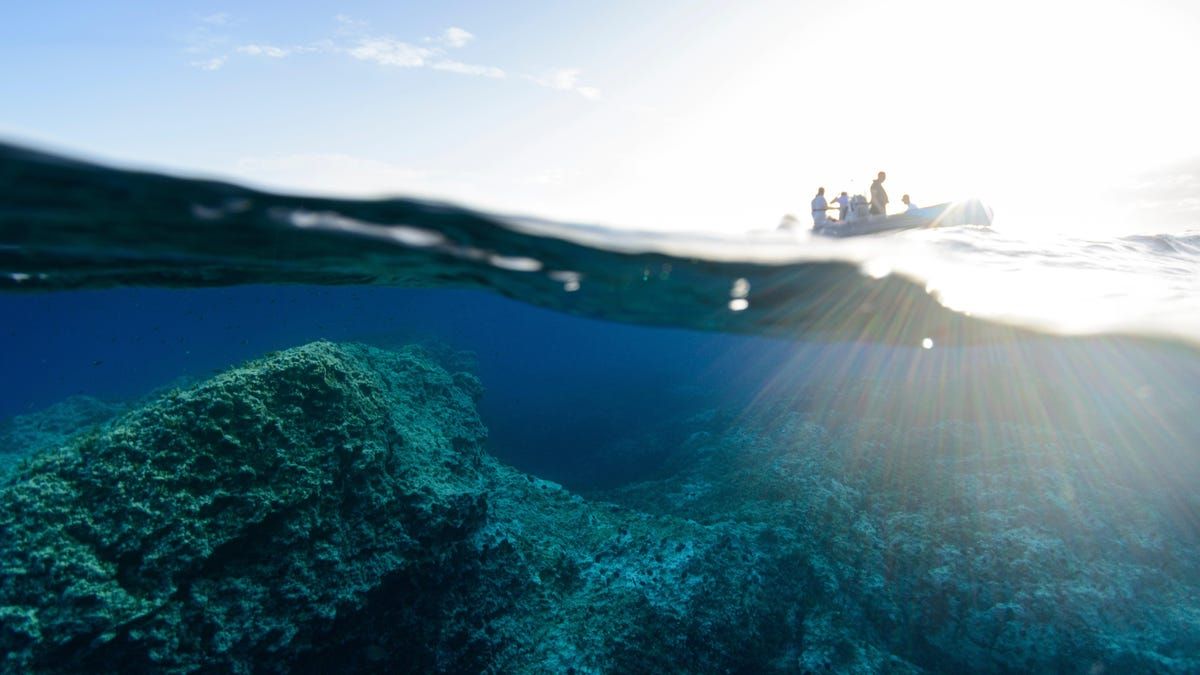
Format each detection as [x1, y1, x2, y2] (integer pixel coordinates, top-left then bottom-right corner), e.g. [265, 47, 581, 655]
[2, 0, 1199, 234]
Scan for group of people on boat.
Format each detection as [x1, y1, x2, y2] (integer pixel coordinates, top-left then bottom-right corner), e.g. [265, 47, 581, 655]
[808, 171, 918, 228]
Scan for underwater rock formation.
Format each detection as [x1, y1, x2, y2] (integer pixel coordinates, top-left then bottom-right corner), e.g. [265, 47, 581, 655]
[0, 395, 129, 478]
[604, 410, 1200, 673]
[0, 341, 909, 673]
[3, 341, 1195, 673]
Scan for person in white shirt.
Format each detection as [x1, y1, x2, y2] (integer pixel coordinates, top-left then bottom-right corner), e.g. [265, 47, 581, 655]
[901, 194, 919, 212]
[811, 187, 832, 226]
[831, 191, 850, 221]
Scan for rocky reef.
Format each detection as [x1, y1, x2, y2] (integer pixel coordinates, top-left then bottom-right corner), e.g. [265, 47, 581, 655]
[602, 410, 1200, 672]
[1, 341, 1197, 673]
[0, 342, 893, 673]
[0, 395, 128, 478]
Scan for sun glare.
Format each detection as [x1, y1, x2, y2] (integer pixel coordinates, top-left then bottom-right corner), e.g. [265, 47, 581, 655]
[649, 0, 1200, 235]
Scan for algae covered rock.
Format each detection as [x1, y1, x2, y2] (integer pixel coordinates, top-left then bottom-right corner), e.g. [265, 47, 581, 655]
[1, 341, 892, 673]
[0, 395, 129, 479]
[10, 339, 1187, 673]
[0, 341, 491, 672]
[604, 408, 1200, 673]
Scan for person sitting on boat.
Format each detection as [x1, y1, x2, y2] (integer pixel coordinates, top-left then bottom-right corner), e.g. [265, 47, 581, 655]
[831, 191, 850, 221]
[901, 194, 919, 211]
[870, 171, 888, 217]
[811, 187, 835, 226]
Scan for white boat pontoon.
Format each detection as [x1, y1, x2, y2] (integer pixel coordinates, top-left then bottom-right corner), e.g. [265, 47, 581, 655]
[812, 199, 993, 237]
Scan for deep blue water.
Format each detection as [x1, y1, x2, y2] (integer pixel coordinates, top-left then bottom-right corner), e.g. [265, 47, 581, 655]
[5, 284, 1199, 492]
[0, 286, 850, 484]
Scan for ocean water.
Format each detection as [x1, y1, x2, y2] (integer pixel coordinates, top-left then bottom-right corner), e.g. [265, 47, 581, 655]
[1, 142, 1199, 673]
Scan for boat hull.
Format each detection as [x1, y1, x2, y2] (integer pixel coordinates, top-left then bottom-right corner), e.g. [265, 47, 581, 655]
[813, 199, 993, 237]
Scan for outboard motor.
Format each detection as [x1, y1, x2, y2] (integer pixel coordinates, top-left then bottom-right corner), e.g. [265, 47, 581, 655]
[848, 195, 870, 222]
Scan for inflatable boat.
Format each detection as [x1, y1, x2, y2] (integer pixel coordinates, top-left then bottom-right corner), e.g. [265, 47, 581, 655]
[812, 199, 993, 237]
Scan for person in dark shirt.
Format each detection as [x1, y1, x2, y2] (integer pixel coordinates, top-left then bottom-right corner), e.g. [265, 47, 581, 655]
[870, 171, 889, 217]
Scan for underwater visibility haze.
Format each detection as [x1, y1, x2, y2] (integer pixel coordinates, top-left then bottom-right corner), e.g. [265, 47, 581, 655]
[2, 141, 1200, 673]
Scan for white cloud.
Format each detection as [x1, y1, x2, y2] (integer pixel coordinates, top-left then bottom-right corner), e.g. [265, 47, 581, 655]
[432, 60, 505, 78]
[439, 27, 474, 48]
[201, 12, 230, 26]
[529, 68, 601, 99]
[346, 38, 432, 68]
[536, 68, 581, 91]
[344, 34, 505, 79]
[237, 44, 292, 58]
[183, 18, 589, 95]
[190, 56, 228, 71]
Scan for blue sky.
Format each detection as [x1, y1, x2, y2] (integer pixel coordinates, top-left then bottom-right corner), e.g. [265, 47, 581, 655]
[3, 1, 1199, 233]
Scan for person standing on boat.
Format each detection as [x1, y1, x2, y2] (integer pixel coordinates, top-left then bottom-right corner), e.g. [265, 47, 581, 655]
[901, 194, 919, 211]
[870, 171, 889, 217]
[831, 191, 850, 221]
[811, 187, 832, 226]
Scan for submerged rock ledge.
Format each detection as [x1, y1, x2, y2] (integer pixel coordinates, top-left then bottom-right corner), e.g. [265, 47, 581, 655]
[0, 342, 897, 673]
[2, 341, 1196, 673]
